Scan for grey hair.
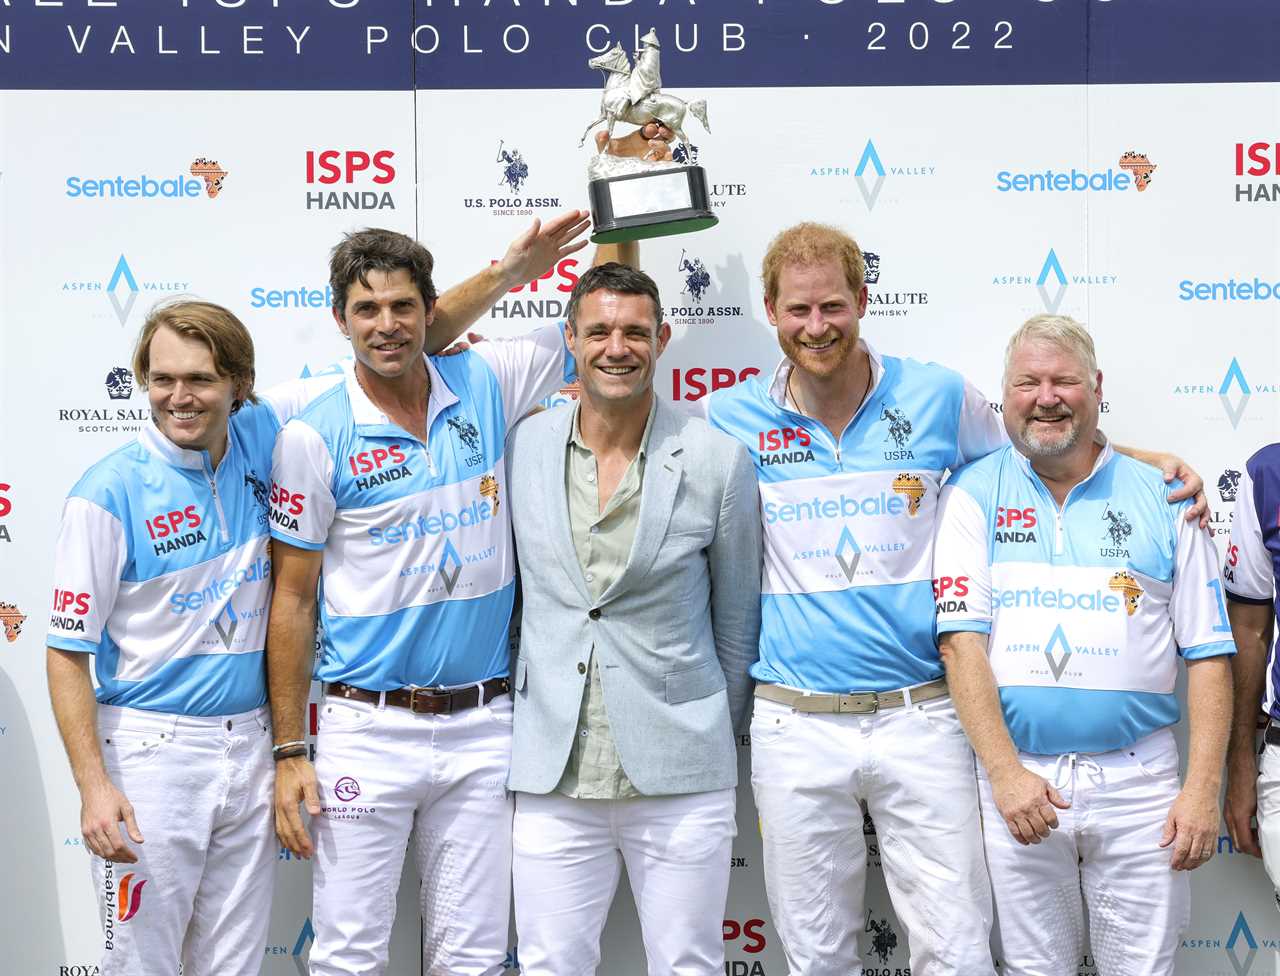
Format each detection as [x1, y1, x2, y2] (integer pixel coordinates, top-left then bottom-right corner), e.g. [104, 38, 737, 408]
[1003, 315, 1099, 390]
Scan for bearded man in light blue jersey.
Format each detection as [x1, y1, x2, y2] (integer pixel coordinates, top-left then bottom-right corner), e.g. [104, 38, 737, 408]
[934, 315, 1233, 976]
[705, 223, 1207, 976]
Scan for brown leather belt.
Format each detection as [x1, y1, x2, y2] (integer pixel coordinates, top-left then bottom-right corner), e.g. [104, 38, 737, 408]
[755, 677, 949, 714]
[326, 677, 510, 715]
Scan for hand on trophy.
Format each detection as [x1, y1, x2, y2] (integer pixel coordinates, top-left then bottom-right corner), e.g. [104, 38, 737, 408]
[594, 120, 675, 163]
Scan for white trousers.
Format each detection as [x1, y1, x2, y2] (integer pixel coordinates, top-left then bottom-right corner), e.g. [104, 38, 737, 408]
[978, 727, 1189, 976]
[511, 787, 737, 976]
[90, 704, 276, 976]
[750, 694, 995, 976]
[309, 692, 515, 976]
[1255, 741, 1280, 892]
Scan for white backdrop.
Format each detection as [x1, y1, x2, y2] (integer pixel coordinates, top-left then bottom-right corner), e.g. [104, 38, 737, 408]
[4, 3, 1280, 974]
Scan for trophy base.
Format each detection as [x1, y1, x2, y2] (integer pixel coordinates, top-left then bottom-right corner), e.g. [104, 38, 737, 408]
[589, 165, 718, 244]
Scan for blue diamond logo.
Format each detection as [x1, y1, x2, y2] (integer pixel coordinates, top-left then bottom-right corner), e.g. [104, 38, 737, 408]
[834, 526, 862, 583]
[1226, 911, 1258, 976]
[211, 598, 238, 650]
[1036, 249, 1068, 314]
[1044, 624, 1072, 681]
[106, 254, 140, 326]
[438, 538, 463, 595]
[1219, 357, 1251, 429]
[854, 140, 886, 210]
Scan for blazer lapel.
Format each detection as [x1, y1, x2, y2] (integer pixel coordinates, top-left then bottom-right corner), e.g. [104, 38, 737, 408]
[542, 407, 592, 604]
[598, 401, 683, 604]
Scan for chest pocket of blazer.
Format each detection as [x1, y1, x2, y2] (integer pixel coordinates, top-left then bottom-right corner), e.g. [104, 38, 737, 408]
[664, 660, 726, 704]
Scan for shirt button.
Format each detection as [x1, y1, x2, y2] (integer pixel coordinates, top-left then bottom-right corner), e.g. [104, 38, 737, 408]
[578, 662, 587, 674]
[587, 473, 596, 483]
[588, 608, 602, 620]
[225, 720, 232, 731]
[589, 526, 599, 535]
[585, 573, 595, 583]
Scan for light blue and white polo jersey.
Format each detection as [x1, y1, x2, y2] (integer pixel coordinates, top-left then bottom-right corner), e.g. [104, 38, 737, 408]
[706, 342, 1005, 693]
[269, 326, 573, 691]
[47, 378, 337, 716]
[934, 440, 1235, 755]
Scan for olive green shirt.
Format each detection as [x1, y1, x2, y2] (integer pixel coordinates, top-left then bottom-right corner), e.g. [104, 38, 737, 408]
[554, 398, 657, 799]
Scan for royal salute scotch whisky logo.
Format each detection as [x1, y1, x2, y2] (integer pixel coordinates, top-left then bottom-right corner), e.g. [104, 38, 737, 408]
[104, 367, 134, 400]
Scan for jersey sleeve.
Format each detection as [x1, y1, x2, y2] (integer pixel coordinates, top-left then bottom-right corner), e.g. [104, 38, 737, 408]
[471, 324, 576, 425]
[1224, 463, 1273, 604]
[1170, 516, 1238, 660]
[932, 481, 993, 635]
[258, 371, 347, 428]
[269, 420, 337, 551]
[47, 496, 128, 653]
[954, 380, 1008, 468]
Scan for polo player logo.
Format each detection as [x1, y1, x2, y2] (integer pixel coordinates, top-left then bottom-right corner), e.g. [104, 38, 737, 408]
[678, 250, 711, 303]
[881, 407, 912, 448]
[447, 415, 481, 453]
[244, 471, 270, 525]
[105, 366, 134, 400]
[865, 910, 898, 964]
[496, 141, 528, 194]
[1101, 505, 1133, 548]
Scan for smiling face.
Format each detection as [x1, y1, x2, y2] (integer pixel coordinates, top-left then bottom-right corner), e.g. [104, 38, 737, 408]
[765, 259, 868, 381]
[334, 267, 434, 380]
[146, 325, 240, 458]
[565, 289, 669, 409]
[1003, 337, 1103, 459]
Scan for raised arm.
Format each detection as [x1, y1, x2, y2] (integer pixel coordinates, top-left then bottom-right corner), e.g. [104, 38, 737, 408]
[424, 209, 591, 354]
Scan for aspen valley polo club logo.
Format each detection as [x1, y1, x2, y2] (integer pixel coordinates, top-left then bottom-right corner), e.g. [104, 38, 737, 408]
[992, 247, 1116, 314]
[810, 139, 936, 210]
[463, 140, 562, 217]
[61, 254, 191, 327]
[1182, 910, 1280, 975]
[1173, 357, 1280, 429]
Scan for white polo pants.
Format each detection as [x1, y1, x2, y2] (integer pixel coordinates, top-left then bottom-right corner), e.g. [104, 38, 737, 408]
[308, 693, 515, 976]
[750, 694, 995, 976]
[90, 704, 276, 976]
[1254, 741, 1280, 894]
[511, 788, 737, 976]
[978, 728, 1189, 976]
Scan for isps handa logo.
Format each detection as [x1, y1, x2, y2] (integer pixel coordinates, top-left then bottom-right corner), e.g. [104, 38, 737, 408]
[1234, 141, 1280, 204]
[489, 256, 580, 320]
[60, 254, 191, 328]
[305, 149, 396, 212]
[668, 249, 744, 327]
[723, 918, 768, 975]
[992, 248, 1116, 315]
[0, 480, 11, 544]
[463, 141, 562, 217]
[1172, 357, 1280, 429]
[811, 139, 936, 210]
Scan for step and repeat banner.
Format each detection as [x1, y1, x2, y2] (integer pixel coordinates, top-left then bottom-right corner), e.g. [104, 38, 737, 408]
[3, 2, 1280, 974]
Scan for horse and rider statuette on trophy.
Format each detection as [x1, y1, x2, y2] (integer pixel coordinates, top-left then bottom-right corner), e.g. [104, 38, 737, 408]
[581, 29, 717, 244]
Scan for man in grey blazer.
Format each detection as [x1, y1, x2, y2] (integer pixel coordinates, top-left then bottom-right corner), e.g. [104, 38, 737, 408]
[505, 260, 763, 976]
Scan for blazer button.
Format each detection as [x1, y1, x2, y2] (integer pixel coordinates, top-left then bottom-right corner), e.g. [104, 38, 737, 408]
[577, 662, 587, 675]
[588, 608, 602, 620]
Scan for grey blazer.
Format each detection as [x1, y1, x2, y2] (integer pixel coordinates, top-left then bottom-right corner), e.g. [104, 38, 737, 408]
[506, 398, 762, 796]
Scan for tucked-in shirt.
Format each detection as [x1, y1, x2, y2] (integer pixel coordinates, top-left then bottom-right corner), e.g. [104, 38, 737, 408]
[555, 398, 657, 799]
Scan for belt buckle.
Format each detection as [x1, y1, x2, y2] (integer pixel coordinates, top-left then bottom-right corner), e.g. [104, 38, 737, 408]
[408, 685, 451, 715]
[838, 692, 878, 714]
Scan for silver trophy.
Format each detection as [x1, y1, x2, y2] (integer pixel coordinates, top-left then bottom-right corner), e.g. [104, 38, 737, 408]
[579, 29, 716, 244]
